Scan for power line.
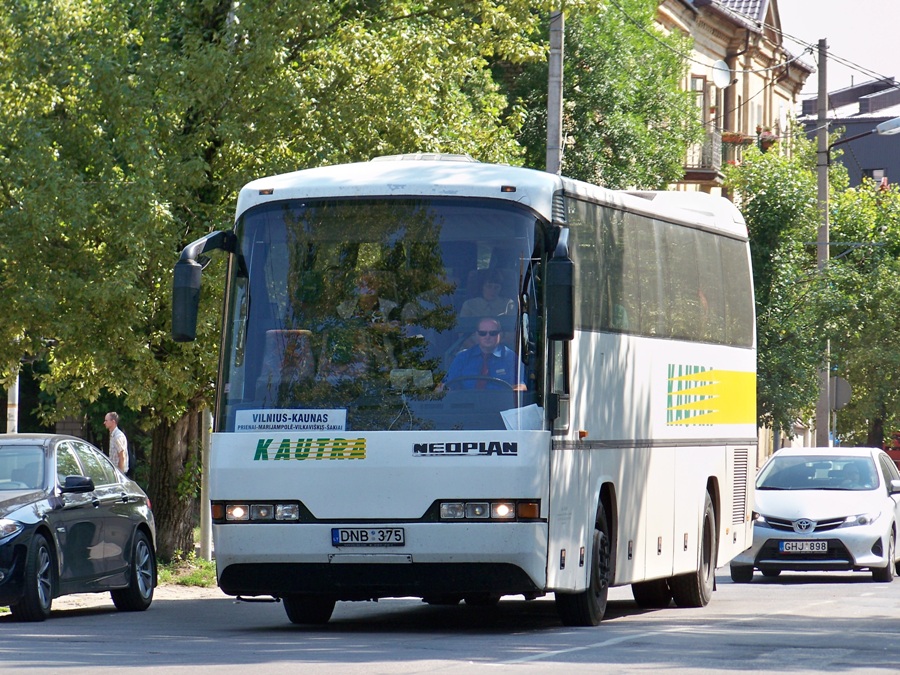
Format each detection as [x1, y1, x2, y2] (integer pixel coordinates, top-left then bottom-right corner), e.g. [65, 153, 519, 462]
[751, 18, 899, 93]
[606, 0, 811, 76]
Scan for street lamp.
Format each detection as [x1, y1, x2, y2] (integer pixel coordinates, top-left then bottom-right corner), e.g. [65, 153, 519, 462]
[829, 116, 900, 152]
[815, 111, 900, 446]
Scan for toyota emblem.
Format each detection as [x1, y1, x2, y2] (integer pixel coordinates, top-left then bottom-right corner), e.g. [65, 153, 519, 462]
[793, 518, 815, 533]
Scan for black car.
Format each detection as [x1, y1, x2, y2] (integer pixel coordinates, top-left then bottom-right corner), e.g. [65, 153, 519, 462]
[0, 433, 156, 621]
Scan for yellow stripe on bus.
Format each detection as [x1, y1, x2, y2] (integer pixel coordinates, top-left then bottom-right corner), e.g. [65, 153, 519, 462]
[667, 369, 756, 425]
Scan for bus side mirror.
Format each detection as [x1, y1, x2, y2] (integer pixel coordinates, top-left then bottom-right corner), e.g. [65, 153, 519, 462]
[546, 256, 574, 341]
[172, 258, 203, 342]
[171, 230, 236, 343]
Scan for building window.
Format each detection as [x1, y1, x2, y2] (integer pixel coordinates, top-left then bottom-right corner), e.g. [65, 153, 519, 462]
[863, 168, 886, 182]
[691, 76, 707, 122]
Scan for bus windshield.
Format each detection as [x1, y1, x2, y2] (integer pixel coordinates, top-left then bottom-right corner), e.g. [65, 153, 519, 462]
[217, 197, 544, 433]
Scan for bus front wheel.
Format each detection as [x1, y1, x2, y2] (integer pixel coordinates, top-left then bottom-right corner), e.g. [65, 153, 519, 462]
[671, 491, 716, 607]
[555, 502, 612, 626]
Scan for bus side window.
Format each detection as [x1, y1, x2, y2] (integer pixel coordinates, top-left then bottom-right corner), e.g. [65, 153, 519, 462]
[550, 340, 570, 433]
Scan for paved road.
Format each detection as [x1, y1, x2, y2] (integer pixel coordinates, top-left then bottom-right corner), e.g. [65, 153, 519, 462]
[3, 568, 899, 674]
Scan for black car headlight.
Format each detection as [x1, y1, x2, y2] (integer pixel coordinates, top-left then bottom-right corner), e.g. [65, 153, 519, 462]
[0, 518, 24, 540]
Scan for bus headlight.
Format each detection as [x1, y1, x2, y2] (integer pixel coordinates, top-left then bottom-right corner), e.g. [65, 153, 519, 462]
[250, 504, 274, 521]
[491, 502, 515, 519]
[214, 501, 303, 523]
[466, 502, 490, 519]
[438, 500, 541, 521]
[275, 504, 300, 521]
[440, 502, 466, 519]
[225, 504, 250, 521]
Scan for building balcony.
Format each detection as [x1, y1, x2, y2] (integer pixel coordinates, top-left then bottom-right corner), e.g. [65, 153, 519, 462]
[683, 129, 723, 184]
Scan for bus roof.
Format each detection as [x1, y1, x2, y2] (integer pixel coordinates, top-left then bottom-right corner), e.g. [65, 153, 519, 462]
[237, 156, 563, 221]
[236, 156, 747, 239]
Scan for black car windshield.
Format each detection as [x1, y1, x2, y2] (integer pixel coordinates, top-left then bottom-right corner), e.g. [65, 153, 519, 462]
[757, 455, 879, 491]
[0, 445, 45, 490]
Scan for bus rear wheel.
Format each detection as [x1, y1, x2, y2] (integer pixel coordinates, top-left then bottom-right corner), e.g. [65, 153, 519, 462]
[671, 491, 716, 607]
[631, 578, 672, 608]
[282, 595, 335, 624]
[556, 502, 612, 626]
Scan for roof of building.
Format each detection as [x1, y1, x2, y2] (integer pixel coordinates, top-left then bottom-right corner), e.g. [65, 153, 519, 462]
[703, 0, 813, 74]
[799, 79, 900, 123]
[718, 0, 769, 22]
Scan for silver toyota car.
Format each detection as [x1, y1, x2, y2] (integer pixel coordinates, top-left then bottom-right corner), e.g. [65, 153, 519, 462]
[731, 446, 900, 583]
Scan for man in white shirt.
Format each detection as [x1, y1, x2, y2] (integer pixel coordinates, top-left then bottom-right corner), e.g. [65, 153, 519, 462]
[103, 412, 130, 476]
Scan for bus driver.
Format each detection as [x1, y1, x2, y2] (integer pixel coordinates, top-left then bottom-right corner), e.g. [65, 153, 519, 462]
[445, 317, 525, 390]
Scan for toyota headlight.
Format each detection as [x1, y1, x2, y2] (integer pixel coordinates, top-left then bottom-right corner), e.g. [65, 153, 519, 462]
[840, 511, 881, 527]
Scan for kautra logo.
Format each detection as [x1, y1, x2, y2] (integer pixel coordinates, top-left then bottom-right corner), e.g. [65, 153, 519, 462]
[253, 437, 366, 461]
[667, 364, 756, 426]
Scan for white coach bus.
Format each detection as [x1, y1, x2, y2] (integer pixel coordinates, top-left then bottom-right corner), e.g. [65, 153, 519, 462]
[172, 154, 756, 626]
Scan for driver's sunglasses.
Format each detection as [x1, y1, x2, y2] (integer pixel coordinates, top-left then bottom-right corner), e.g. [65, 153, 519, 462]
[477, 330, 500, 337]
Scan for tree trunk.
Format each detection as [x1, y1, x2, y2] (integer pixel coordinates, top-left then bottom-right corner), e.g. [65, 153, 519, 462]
[148, 402, 204, 561]
[866, 406, 884, 448]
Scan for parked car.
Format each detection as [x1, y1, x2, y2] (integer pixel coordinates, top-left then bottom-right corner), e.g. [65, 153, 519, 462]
[0, 434, 156, 620]
[731, 446, 900, 583]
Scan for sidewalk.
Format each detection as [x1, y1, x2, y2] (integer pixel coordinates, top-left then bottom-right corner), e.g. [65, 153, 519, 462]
[51, 583, 227, 611]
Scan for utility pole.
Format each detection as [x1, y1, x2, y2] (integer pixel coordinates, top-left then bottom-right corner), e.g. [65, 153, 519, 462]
[200, 408, 213, 560]
[815, 38, 830, 447]
[6, 366, 18, 433]
[546, 11, 564, 174]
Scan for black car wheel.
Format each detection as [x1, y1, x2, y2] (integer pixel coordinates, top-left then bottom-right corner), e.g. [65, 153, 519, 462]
[111, 530, 156, 611]
[11, 533, 54, 622]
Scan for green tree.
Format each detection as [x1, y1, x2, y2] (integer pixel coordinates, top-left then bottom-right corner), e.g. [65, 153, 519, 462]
[726, 128, 900, 448]
[826, 179, 900, 446]
[502, 0, 702, 187]
[725, 133, 824, 436]
[0, 0, 548, 558]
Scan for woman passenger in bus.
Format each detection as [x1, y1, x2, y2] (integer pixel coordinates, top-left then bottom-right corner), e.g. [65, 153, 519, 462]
[460, 269, 515, 317]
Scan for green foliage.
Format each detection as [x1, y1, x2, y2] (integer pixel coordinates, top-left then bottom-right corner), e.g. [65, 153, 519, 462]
[504, 0, 702, 187]
[0, 0, 547, 424]
[725, 131, 823, 433]
[157, 549, 217, 587]
[826, 180, 900, 445]
[727, 125, 900, 446]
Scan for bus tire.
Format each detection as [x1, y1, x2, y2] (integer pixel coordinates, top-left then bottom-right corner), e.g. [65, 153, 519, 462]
[631, 578, 672, 608]
[671, 491, 716, 608]
[283, 595, 336, 624]
[555, 502, 612, 626]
